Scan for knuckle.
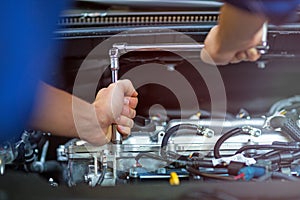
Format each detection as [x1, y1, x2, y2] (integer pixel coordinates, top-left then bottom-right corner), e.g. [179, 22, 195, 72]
[128, 119, 134, 128]
[132, 109, 136, 118]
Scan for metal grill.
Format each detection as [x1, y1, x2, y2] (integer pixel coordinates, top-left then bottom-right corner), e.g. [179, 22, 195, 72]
[58, 12, 219, 26]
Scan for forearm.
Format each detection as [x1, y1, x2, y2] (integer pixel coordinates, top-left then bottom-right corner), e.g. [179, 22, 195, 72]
[29, 82, 97, 139]
[216, 3, 266, 54]
[28, 80, 137, 146]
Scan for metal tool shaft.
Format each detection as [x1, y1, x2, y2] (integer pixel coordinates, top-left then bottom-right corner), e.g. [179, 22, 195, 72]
[108, 23, 269, 144]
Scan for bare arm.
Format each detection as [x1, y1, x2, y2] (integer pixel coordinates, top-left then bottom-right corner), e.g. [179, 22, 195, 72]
[29, 81, 138, 145]
[201, 3, 266, 65]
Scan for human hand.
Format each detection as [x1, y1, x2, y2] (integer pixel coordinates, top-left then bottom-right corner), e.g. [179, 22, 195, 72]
[92, 79, 138, 144]
[201, 25, 262, 65]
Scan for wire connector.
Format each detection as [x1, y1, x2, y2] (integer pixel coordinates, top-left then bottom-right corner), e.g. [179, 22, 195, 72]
[212, 153, 256, 166]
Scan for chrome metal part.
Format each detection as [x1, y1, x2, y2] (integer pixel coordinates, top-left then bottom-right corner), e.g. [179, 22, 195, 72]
[109, 48, 122, 144]
[242, 126, 262, 137]
[60, 114, 292, 186]
[112, 43, 205, 54]
[109, 47, 120, 83]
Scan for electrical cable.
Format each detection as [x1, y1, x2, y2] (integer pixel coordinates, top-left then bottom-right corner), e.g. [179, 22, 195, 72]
[254, 149, 281, 160]
[252, 149, 300, 165]
[254, 145, 300, 164]
[186, 166, 236, 181]
[213, 128, 244, 159]
[256, 171, 300, 182]
[134, 151, 215, 168]
[235, 145, 300, 155]
[135, 152, 168, 162]
[161, 124, 200, 150]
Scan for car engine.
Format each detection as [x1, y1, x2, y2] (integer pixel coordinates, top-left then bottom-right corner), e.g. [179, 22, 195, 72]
[2, 1, 300, 199]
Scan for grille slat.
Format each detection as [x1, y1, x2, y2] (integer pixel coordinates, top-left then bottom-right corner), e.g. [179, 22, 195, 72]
[58, 12, 219, 27]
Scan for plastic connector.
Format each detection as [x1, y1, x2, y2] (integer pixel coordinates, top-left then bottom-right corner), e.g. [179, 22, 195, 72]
[169, 172, 180, 186]
[238, 166, 266, 181]
[228, 161, 246, 176]
[270, 116, 300, 141]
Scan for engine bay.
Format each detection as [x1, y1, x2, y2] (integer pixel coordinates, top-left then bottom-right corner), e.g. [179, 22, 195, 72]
[3, 96, 300, 186]
[2, 1, 300, 199]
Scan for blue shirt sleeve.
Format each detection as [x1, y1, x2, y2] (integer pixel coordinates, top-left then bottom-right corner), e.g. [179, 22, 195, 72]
[224, 0, 300, 24]
[0, 1, 69, 143]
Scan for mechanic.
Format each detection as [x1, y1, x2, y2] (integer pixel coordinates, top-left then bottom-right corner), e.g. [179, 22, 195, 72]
[201, 0, 300, 65]
[0, 1, 138, 146]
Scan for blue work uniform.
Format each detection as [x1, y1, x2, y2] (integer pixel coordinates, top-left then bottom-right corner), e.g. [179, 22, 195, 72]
[224, 0, 300, 24]
[0, 1, 69, 142]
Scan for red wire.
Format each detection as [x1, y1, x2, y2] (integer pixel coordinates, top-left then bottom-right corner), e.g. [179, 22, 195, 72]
[234, 173, 245, 180]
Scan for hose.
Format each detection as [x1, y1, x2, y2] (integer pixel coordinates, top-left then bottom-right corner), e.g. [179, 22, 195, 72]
[135, 152, 214, 168]
[213, 128, 244, 159]
[257, 172, 300, 182]
[235, 145, 300, 155]
[135, 152, 168, 162]
[186, 166, 235, 181]
[161, 123, 200, 150]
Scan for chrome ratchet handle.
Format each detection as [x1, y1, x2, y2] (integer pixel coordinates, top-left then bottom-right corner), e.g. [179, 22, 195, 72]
[108, 23, 269, 144]
[109, 48, 122, 144]
[257, 22, 269, 55]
